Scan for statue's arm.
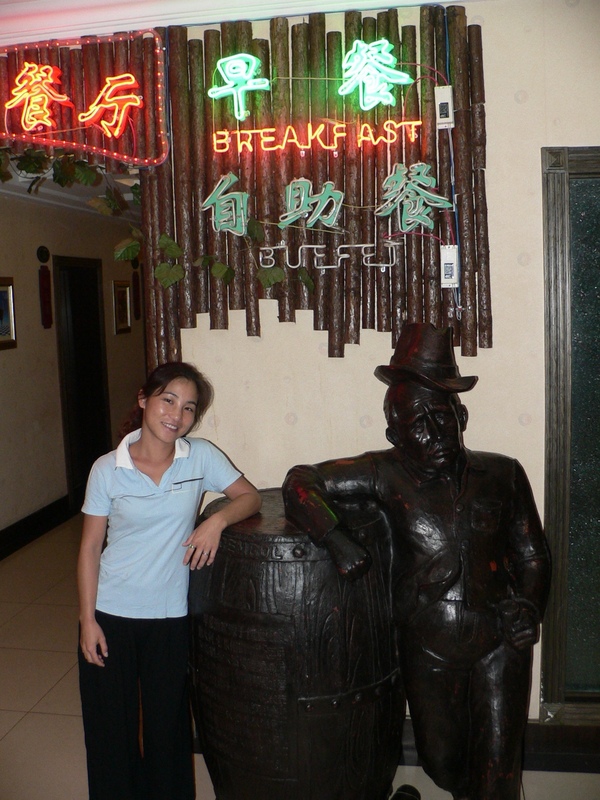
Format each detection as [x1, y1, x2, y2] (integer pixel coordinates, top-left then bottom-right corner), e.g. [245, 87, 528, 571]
[500, 459, 552, 650]
[282, 458, 376, 581]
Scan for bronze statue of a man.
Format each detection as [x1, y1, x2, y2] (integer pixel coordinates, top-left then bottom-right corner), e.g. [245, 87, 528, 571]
[283, 323, 551, 800]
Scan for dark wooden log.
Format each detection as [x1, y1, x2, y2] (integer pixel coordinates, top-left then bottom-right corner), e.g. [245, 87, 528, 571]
[474, 167, 492, 348]
[361, 16, 377, 332]
[469, 23, 492, 348]
[204, 27, 229, 330]
[433, 6, 460, 344]
[236, 20, 260, 337]
[112, 34, 132, 162]
[447, 5, 477, 356]
[99, 39, 121, 172]
[270, 16, 295, 322]
[68, 47, 86, 157]
[387, 10, 405, 345]
[0, 55, 9, 146]
[292, 21, 311, 312]
[141, 168, 159, 371]
[167, 26, 196, 329]
[188, 38, 209, 315]
[326, 30, 345, 357]
[420, 5, 441, 329]
[343, 11, 363, 345]
[309, 13, 328, 327]
[5, 50, 25, 153]
[375, 10, 391, 334]
[401, 25, 422, 324]
[219, 22, 245, 312]
[81, 37, 102, 165]
[252, 36, 275, 305]
[58, 46, 74, 148]
[130, 34, 146, 161]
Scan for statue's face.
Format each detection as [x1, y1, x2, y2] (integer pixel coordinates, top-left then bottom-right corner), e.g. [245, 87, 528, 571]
[385, 383, 466, 473]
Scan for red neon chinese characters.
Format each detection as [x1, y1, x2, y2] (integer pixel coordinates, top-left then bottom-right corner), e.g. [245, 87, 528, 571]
[5, 62, 73, 131]
[78, 73, 143, 138]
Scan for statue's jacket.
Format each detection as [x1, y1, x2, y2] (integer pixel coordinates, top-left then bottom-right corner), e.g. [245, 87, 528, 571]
[283, 447, 551, 626]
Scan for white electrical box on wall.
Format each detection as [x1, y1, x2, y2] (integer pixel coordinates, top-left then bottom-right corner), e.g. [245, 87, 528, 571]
[440, 245, 460, 288]
[435, 85, 455, 130]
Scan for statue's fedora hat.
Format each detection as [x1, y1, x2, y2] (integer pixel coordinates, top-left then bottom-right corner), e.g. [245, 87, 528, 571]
[374, 322, 478, 392]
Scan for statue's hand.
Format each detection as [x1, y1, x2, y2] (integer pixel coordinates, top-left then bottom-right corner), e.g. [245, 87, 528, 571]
[499, 597, 540, 650]
[323, 527, 372, 581]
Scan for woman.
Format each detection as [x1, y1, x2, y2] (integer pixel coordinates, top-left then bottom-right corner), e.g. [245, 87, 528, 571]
[77, 362, 261, 800]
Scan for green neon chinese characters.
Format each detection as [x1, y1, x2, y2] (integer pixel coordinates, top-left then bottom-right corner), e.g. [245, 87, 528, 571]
[338, 39, 413, 111]
[375, 163, 453, 232]
[208, 54, 270, 122]
[278, 179, 344, 230]
[208, 39, 413, 117]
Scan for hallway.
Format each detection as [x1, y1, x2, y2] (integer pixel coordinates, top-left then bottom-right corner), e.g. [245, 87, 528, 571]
[0, 517, 598, 800]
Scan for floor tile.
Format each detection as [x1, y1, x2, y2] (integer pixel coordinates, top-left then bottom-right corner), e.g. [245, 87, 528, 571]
[0, 648, 76, 712]
[0, 603, 79, 652]
[31, 663, 82, 716]
[0, 712, 88, 800]
[36, 573, 79, 606]
[0, 708, 25, 739]
[0, 601, 27, 626]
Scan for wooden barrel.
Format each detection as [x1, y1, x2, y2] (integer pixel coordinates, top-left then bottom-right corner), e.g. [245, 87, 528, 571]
[189, 488, 404, 800]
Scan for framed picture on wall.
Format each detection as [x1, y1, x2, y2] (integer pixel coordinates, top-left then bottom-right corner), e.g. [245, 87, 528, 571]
[113, 280, 131, 334]
[0, 277, 17, 350]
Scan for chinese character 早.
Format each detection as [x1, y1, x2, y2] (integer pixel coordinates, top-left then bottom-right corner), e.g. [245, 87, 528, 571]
[208, 54, 271, 122]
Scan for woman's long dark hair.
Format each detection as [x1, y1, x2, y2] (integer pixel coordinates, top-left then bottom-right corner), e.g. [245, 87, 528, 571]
[119, 362, 214, 440]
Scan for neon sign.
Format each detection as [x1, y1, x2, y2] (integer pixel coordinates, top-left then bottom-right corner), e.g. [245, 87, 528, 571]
[202, 172, 249, 236]
[339, 39, 414, 111]
[212, 119, 421, 154]
[5, 63, 73, 131]
[1, 30, 168, 166]
[279, 178, 343, 229]
[78, 73, 143, 138]
[208, 54, 270, 122]
[375, 163, 453, 232]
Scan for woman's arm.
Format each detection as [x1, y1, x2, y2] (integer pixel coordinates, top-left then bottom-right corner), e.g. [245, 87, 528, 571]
[183, 476, 261, 568]
[77, 513, 109, 667]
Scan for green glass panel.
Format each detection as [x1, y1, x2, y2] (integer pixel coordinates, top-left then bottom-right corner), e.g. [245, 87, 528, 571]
[566, 177, 600, 695]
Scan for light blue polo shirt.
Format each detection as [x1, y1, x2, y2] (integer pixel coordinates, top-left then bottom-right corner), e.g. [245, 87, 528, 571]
[82, 430, 241, 619]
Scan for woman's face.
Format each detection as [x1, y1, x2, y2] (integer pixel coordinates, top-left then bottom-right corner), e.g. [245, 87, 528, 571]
[139, 378, 199, 443]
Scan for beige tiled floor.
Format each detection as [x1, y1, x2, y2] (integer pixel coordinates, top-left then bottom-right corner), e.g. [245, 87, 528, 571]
[0, 516, 598, 800]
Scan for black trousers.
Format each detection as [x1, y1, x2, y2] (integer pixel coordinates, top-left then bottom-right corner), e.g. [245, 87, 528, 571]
[78, 611, 196, 800]
[400, 600, 532, 800]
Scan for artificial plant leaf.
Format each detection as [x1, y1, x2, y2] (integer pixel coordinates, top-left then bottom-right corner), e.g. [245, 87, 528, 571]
[297, 266, 315, 292]
[155, 261, 185, 288]
[211, 261, 235, 284]
[16, 149, 49, 175]
[131, 182, 142, 205]
[114, 237, 142, 261]
[130, 225, 144, 242]
[74, 160, 102, 187]
[257, 266, 285, 289]
[52, 156, 76, 186]
[247, 217, 265, 244]
[87, 196, 114, 216]
[158, 233, 183, 259]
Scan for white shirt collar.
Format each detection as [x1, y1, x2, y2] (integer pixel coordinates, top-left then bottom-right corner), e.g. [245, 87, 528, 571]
[115, 429, 191, 469]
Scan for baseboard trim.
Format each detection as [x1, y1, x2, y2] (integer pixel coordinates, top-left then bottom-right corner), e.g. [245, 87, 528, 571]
[0, 497, 75, 560]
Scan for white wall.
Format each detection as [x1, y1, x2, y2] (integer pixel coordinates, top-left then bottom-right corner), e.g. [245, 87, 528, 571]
[181, 0, 600, 718]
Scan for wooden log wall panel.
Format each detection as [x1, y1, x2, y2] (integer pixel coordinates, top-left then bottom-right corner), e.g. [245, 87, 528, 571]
[0, 6, 491, 365]
[447, 5, 477, 356]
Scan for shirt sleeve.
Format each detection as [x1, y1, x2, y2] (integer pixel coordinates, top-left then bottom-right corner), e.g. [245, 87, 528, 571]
[198, 440, 242, 494]
[81, 456, 113, 516]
